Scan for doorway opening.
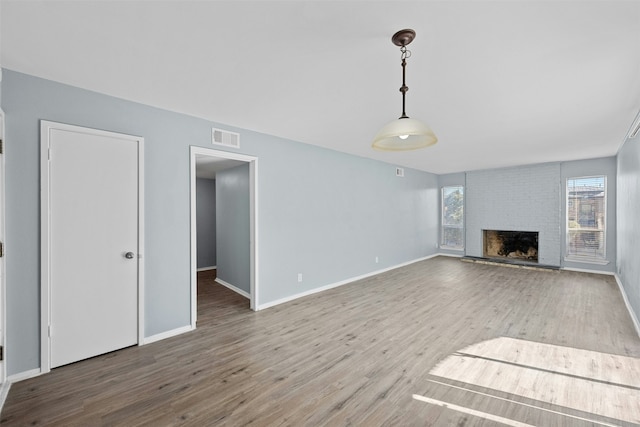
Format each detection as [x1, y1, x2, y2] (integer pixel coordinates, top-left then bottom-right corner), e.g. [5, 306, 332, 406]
[189, 146, 258, 328]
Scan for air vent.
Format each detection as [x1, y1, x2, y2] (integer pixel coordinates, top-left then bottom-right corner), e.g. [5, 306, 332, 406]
[212, 128, 240, 148]
[396, 167, 404, 177]
[627, 111, 640, 140]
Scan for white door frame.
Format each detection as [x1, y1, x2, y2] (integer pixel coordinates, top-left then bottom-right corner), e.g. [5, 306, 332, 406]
[190, 146, 259, 322]
[0, 109, 6, 384]
[40, 121, 145, 374]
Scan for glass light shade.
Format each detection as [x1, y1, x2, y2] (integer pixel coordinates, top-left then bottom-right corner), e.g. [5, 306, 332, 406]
[372, 117, 438, 151]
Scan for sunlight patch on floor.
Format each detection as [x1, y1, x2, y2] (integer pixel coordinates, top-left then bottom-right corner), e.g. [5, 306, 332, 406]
[412, 393, 536, 427]
[420, 337, 640, 425]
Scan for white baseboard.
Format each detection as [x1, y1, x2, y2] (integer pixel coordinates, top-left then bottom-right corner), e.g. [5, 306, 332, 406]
[197, 266, 216, 272]
[562, 267, 615, 275]
[2, 368, 41, 412]
[142, 324, 194, 345]
[614, 274, 640, 339]
[7, 368, 41, 383]
[256, 254, 439, 311]
[215, 278, 250, 299]
[0, 381, 11, 414]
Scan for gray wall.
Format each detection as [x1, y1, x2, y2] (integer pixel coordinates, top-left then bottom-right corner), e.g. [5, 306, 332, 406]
[617, 135, 640, 325]
[1, 70, 439, 376]
[196, 178, 216, 269]
[216, 164, 250, 293]
[258, 149, 439, 304]
[466, 163, 562, 266]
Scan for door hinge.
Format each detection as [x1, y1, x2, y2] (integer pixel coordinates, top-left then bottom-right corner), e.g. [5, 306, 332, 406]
[0, 139, 3, 154]
[0, 345, 3, 361]
[0, 241, 3, 257]
[48, 325, 52, 337]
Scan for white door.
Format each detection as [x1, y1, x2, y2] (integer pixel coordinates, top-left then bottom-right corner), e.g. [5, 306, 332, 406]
[42, 122, 142, 369]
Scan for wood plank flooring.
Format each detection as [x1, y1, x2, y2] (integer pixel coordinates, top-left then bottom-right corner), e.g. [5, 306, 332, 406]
[2, 257, 640, 426]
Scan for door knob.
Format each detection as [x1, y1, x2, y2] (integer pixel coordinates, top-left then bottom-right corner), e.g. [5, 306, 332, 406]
[125, 252, 135, 259]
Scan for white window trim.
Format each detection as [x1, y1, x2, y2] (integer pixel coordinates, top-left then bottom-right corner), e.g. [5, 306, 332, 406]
[565, 175, 607, 263]
[563, 256, 610, 265]
[440, 186, 464, 250]
[440, 246, 465, 251]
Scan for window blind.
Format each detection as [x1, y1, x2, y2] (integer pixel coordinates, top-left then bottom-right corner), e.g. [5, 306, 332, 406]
[566, 176, 606, 259]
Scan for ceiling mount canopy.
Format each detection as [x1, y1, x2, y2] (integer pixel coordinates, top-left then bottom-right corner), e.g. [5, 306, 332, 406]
[391, 28, 416, 47]
[372, 29, 438, 151]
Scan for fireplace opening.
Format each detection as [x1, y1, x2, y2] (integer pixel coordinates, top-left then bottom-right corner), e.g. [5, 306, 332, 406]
[483, 230, 538, 263]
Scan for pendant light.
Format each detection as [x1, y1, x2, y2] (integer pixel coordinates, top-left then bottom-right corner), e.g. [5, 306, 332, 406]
[372, 29, 438, 151]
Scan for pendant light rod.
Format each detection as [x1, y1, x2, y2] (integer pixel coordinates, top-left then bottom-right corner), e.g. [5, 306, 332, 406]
[392, 29, 415, 119]
[400, 47, 409, 119]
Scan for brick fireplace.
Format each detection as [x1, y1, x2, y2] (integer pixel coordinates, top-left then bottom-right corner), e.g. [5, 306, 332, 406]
[465, 163, 562, 267]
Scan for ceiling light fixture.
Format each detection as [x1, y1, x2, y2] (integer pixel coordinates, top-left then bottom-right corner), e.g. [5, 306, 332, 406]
[372, 29, 438, 151]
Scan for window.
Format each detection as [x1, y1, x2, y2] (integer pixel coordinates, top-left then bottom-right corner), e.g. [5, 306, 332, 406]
[566, 176, 606, 261]
[441, 186, 464, 249]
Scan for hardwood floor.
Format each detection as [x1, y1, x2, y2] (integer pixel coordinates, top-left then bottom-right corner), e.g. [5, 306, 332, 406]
[2, 257, 640, 426]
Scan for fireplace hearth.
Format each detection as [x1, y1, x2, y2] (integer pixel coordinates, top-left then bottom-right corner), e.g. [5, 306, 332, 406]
[483, 230, 538, 263]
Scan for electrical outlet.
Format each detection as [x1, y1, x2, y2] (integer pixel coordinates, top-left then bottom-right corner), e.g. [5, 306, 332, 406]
[375, 256, 379, 263]
[298, 273, 303, 283]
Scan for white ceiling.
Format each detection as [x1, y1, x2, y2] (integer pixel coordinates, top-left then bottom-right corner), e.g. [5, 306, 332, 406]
[195, 155, 245, 179]
[2, 1, 639, 174]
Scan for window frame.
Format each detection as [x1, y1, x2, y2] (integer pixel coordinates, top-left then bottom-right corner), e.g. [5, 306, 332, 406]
[565, 175, 607, 263]
[440, 185, 464, 250]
